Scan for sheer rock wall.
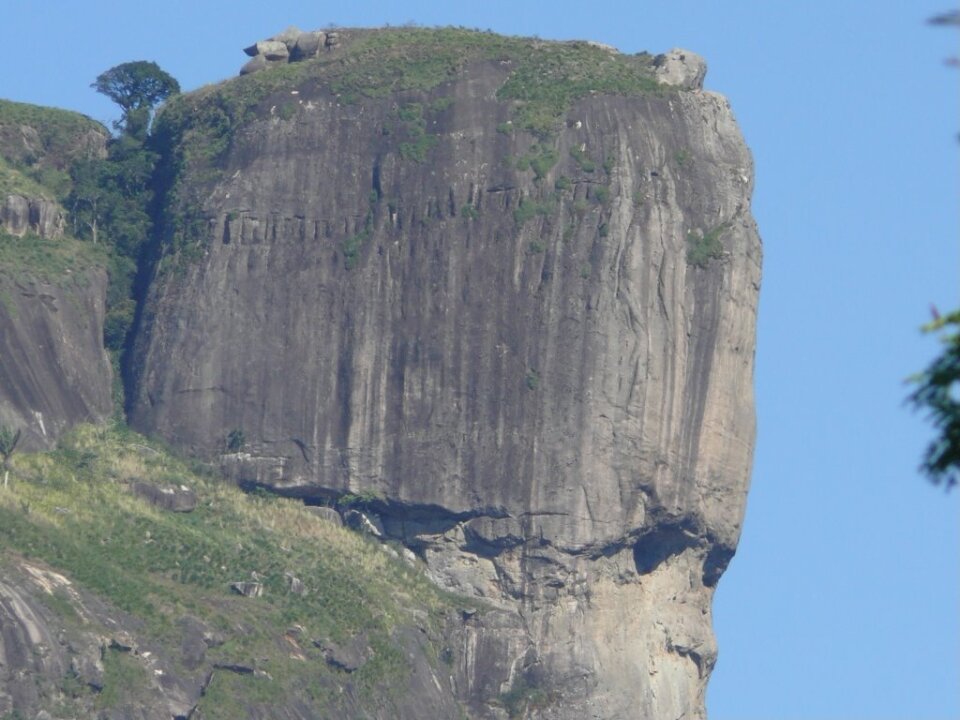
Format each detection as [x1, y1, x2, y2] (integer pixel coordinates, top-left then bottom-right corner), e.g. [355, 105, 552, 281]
[130, 39, 760, 719]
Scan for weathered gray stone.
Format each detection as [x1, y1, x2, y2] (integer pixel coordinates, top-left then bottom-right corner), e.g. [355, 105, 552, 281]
[304, 505, 342, 525]
[313, 633, 372, 672]
[343, 509, 384, 537]
[131, 481, 198, 512]
[228, 581, 263, 598]
[0, 194, 64, 238]
[0, 270, 113, 451]
[239, 54, 269, 76]
[283, 571, 306, 596]
[291, 31, 325, 60]
[653, 47, 708, 90]
[253, 40, 289, 61]
[270, 26, 303, 50]
[70, 644, 105, 690]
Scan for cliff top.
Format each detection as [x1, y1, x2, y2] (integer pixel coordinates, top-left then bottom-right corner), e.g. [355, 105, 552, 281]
[159, 27, 703, 157]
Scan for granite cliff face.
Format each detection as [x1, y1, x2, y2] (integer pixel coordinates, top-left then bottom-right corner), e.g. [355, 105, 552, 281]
[127, 28, 761, 719]
[0, 267, 113, 449]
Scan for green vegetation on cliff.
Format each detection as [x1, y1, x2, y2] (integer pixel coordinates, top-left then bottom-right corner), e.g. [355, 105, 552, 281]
[151, 27, 660, 271]
[0, 424, 465, 717]
[159, 27, 659, 152]
[0, 99, 106, 201]
[0, 230, 107, 285]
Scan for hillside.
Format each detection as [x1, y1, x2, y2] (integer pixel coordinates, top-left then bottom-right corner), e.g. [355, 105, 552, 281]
[0, 424, 473, 718]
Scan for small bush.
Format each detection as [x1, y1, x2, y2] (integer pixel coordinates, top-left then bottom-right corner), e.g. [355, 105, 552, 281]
[686, 223, 730, 268]
[525, 369, 540, 391]
[513, 196, 555, 226]
[569, 146, 595, 173]
[225, 429, 245, 452]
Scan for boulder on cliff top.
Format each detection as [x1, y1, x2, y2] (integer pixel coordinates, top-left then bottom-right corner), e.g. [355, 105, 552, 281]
[653, 47, 707, 89]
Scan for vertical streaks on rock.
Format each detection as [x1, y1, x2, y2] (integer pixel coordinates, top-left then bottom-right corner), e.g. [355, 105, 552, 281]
[130, 37, 760, 718]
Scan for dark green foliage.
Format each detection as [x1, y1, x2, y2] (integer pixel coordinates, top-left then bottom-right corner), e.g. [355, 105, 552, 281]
[554, 175, 572, 191]
[525, 369, 540, 391]
[0, 426, 20, 466]
[592, 186, 610, 205]
[67, 130, 159, 354]
[341, 212, 374, 270]
[515, 144, 559, 180]
[569, 146, 595, 173]
[460, 204, 479, 220]
[499, 675, 552, 718]
[909, 309, 960, 489]
[673, 148, 690, 167]
[226, 429, 246, 452]
[394, 102, 437, 163]
[513, 195, 557, 226]
[92, 61, 180, 135]
[528, 240, 545, 254]
[0, 100, 107, 202]
[337, 489, 382, 510]
[429, 96, 454, 113]
[686, 223, 730, 268]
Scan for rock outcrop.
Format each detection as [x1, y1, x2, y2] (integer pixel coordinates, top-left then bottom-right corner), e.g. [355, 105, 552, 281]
[128, 27, 761, 719]
[131, 27, 761, 719]
[0, 193, 64, 238]
[240, 26, 338, 75]
[0, 266, 113, 449]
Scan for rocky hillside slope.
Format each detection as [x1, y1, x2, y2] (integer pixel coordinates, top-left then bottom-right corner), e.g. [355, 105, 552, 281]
[0, 102, 113, 450]
[123, 27, 761, 720]
[0, 425, 472, 719]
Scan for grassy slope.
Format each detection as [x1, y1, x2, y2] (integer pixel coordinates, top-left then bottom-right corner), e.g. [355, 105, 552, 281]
[0, 229, 108, 285]
[0, 98, 106, 196]
[0, 101, 109, 281]
[0, 424, 464, 717]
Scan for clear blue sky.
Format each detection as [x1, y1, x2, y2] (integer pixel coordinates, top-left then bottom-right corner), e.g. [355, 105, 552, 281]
[5, 2, 958, 718]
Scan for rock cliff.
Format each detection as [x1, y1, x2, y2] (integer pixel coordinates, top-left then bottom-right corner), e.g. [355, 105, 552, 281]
[125, 28, 761, 719]
[0, 263, 113, 449]
[0, 102, 113, 449]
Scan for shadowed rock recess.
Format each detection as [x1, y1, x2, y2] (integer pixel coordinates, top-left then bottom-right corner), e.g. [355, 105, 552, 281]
[127, 27, 760, 719]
